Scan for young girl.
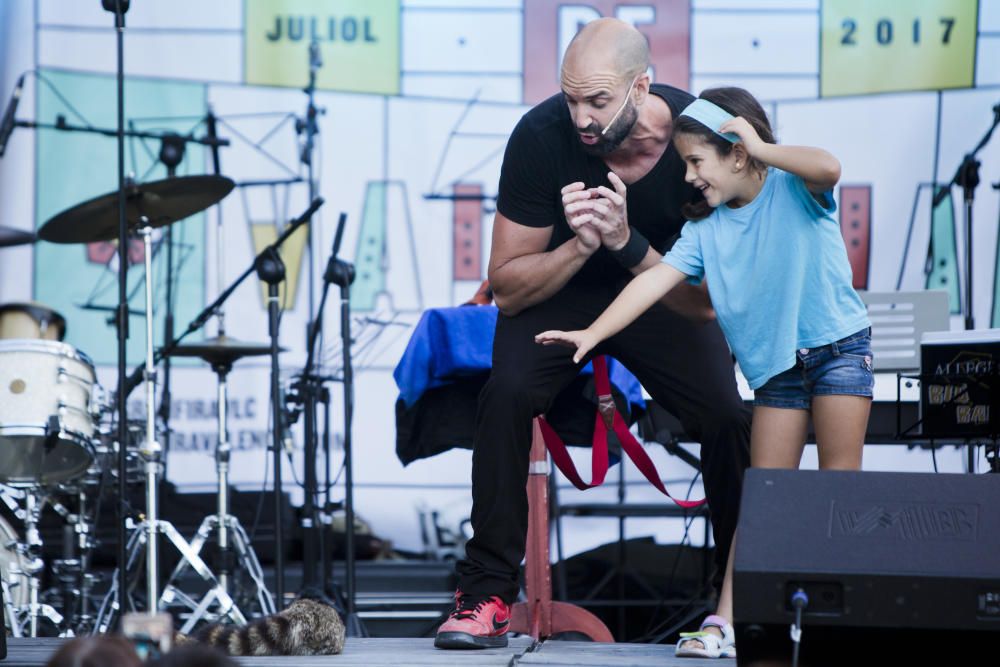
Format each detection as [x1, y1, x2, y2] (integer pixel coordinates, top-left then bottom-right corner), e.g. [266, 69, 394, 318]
[536, 87, 873, 659]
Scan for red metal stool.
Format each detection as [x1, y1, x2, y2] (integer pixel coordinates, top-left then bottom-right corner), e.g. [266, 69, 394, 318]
[509, 419, 614, 642]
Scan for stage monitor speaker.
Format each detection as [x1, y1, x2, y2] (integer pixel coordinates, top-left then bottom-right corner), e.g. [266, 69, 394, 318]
[733, 469, 1000, 666]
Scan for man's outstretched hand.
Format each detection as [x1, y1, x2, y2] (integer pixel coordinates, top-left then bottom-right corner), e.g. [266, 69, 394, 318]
[535, 328, 599, 365]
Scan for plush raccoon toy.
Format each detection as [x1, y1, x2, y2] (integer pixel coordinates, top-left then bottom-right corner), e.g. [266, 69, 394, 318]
[186, 598, 345, 656]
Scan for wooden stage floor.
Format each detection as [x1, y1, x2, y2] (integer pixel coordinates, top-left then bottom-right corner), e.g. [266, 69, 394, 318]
[3, 637, 731, 666]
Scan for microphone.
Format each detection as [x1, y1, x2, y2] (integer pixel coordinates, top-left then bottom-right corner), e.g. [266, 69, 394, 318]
[0, 74, 25, 158]
[323, 213, 354, 287]
[601, 75, 637, 137]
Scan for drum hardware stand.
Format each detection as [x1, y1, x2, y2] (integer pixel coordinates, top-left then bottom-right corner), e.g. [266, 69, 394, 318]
[0, 493, 22, 636]
[47, 489, 100, 635]
[160, 355, 276, 629]
[2, 577, 19, 637]
[7, 490, 63, 637]
[93, 223, 244, 632]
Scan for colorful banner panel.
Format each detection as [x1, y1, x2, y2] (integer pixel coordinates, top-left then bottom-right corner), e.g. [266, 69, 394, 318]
[821, 0, 977, 97]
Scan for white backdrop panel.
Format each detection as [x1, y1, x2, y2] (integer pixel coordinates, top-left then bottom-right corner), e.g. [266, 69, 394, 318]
[692, 11, 818, 75]
[38, 29, 243, 83]
[402, 7, 522, 73]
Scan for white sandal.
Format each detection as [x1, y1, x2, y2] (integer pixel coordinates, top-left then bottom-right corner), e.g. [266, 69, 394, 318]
[675, 614, 736, 658]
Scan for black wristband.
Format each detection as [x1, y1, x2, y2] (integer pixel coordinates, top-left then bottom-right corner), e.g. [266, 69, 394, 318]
[609, 227, 650, 269]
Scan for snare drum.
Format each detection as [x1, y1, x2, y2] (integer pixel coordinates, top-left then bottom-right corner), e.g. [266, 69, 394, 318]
[0, 340, 97, 485]
[0, 303, 66, 341]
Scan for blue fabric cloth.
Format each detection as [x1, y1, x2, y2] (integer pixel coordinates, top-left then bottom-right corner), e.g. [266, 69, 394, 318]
[662, 167, 871, 390]
[393, 305, 646, 413]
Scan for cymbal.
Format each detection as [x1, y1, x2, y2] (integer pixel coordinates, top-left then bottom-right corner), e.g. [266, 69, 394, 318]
[0, 225, 36, 248]
[38, 175, 235, 244]
[165, 334, 280, 366]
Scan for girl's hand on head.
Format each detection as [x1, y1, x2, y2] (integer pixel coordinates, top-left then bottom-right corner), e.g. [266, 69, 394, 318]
[719, 117, 765, 157]
[534, 329, 599, 364]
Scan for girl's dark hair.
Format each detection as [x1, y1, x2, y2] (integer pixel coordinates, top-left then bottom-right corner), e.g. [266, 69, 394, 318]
[675, 87, 776, 220]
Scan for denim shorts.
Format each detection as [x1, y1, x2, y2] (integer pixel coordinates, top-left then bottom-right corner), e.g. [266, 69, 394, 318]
[753, 328, 875, 409]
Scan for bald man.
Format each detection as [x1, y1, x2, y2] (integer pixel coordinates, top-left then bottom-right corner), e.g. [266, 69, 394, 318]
[434, 19, 751, 649]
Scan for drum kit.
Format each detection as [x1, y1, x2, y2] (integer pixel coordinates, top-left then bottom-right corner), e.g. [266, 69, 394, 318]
[0, 176, 281, 636]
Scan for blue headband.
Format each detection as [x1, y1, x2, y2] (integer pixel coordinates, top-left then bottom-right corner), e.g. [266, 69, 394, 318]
[679, 98, 740, 143]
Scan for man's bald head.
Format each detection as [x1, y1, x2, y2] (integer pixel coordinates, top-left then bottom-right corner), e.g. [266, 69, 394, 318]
[562, 18, 649, 84]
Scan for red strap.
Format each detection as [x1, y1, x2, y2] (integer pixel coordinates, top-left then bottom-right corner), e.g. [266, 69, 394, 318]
[538, 355, 705, 508]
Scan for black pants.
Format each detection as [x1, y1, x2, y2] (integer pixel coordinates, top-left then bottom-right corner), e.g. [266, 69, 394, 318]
[456, 284, 751, 604]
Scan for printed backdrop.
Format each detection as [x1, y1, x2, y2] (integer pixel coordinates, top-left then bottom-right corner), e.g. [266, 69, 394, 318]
[1, 0, 998, 556]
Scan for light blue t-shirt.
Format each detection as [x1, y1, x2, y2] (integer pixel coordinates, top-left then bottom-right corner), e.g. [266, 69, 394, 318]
[663, 167, 870, 390]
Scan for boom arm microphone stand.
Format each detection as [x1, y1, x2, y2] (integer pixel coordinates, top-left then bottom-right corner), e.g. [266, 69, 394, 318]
[932, 101, 1000, 330]
[120, 198, 324, 400]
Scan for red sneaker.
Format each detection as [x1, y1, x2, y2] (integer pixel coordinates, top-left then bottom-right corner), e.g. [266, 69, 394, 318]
[434, 591, 511, 649]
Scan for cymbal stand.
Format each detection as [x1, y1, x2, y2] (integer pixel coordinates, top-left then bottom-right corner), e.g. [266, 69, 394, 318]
[161, 357, 275, 631]
[93, 224, 243, 631]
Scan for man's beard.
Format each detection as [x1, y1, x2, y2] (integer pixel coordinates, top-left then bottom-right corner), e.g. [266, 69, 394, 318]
[579, 102, 639, 156]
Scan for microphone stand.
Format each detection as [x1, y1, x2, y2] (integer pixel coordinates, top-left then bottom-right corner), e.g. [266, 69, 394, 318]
[332, 250, 362, 636]
[298, 38, 323, 341]
[99, 0, 130, 625]
[155, 133, 186, 486]
[288, 215, 344, 605]
[284, 209, 365, 636]
[932, 102, 1000, 330]
[323, 219, 364, 637]
[255, 246, 287, 612]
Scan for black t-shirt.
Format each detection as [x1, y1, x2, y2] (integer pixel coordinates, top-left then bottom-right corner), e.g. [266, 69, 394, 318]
[496, 84, 699, 289]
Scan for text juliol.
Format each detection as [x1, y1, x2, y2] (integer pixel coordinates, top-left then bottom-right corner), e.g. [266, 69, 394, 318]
[266, 15, 378, 43]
